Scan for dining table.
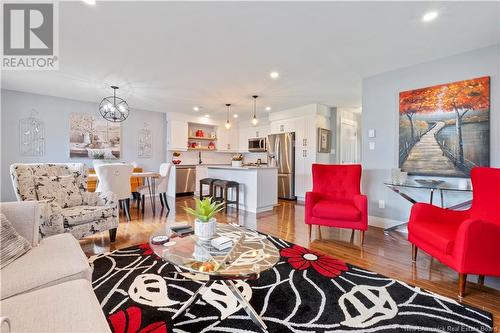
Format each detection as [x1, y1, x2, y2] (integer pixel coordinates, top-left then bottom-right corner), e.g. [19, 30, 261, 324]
[88, 171, 162, 216]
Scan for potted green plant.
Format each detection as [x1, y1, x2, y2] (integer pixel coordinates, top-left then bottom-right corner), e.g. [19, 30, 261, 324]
[184, 197, 225, 240]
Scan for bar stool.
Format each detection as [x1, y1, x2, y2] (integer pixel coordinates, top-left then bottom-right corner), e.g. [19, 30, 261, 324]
[200, 178, 218, 200]
[213, 180, 240, 212]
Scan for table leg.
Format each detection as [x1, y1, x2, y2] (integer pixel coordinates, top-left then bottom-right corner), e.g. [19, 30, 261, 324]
[152, 177, 156, 215]
[440, 189, 444, 208]
[146, 177, 156, 216]
[172, 280, 215, 320]
[225, 280, 267, 331]
[430, 189, 434, 204]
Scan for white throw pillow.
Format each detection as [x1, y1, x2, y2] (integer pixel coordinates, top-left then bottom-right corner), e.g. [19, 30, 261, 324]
[34, 175, 83, 208]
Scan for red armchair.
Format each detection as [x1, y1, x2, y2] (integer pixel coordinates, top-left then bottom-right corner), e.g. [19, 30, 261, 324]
[408, 167, 500, 298]
[305, 164, 368, 245]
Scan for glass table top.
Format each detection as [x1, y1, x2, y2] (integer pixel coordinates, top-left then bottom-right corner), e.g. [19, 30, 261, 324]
[384, 180, 472, 192]
[149, 223, 280, 279]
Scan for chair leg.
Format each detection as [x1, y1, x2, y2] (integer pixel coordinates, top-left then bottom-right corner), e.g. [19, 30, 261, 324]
[350, 229, 355, 243]
[163, 193, 170, 212]
[318, 226, 322, 239]
[109, 228, 117, 242]
[137, 194, 141, 210]
[308, 224, 312, 242]
[458, 273, 467, 298]
[235, 185, 239, 212]
[478, 275, 485, 286]
[124, 198, 131, 222]
[411, 244, 418, 263]
[141, 195, 145, 215]
[159, 193, 165, 208]
[360, 230, 365, 246]
[224, 187, 228, 213]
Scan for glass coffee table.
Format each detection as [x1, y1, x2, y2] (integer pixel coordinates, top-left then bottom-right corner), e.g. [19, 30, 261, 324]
[149, 223, 280, 331]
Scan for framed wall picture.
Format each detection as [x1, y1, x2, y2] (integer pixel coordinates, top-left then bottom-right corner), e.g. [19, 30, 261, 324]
[69, 113, 121, 159]
[399, 76, 490, 177]
[317, 128, 331, 153]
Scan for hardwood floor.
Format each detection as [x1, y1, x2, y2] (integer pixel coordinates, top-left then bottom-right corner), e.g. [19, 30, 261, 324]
[81, 196, 500, 328]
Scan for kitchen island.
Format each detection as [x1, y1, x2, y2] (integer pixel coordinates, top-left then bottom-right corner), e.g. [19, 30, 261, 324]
[207, 165, 278, 213]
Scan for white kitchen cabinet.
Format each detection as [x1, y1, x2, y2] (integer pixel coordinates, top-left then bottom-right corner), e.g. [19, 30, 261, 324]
[295, 147, 316, 200]
[167, 120, 188, 151]
[270, 119, 296, 134]
[217, 126, 239, 152]
[238, 127, 251, 153]
[296, 116, 317, 149]
[248, 125, 269, 139]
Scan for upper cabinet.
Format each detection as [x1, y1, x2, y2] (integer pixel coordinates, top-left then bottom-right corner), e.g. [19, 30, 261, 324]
[166, 120, 188, 151]
[217, 125, 239, 152]
[270, 119, 296, 134]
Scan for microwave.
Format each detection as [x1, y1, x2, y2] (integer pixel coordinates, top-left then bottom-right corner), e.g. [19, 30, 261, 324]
[248, 138, 267, 152]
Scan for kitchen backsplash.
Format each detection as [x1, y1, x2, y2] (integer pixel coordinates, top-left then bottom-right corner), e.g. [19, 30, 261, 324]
[166, 151, 268, 165]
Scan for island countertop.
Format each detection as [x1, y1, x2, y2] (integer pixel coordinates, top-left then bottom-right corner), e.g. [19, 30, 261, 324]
[206, 165, 278, 170]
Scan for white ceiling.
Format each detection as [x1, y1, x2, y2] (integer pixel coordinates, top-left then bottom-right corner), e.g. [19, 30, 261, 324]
[2, 1, 499, 118]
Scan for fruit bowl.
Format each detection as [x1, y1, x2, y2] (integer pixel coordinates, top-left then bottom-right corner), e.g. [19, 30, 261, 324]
[172, 160, 181, 165]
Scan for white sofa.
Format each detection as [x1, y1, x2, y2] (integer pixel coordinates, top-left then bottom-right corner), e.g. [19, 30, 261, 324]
[0, 201, 110, 333]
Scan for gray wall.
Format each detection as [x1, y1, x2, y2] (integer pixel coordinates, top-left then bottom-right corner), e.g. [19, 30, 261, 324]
[1, 89, 166, 201]
[361, 45, 500, 224]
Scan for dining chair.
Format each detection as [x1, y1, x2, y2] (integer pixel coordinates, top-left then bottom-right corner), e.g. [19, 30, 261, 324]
[95, 163, 134, 221]
[137, 163, 172, 215]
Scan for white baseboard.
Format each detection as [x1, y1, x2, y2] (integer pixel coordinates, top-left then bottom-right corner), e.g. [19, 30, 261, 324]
[368, 215, 406, 230]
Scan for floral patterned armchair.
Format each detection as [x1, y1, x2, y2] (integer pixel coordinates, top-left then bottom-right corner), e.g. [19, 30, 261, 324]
[10, 163, 119, 242]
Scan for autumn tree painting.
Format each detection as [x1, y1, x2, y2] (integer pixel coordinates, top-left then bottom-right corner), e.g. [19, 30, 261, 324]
[399, 77, 490, 177]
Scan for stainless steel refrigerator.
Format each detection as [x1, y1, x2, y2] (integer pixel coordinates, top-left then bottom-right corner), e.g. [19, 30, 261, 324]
[267, 132, 296, 200]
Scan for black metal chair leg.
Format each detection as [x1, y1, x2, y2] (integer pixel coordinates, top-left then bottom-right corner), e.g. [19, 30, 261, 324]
[141, 195, 145, 214]
[160, 193, 165, 207]
[124, 198, 131, 221]
[163, 193, 170, 212]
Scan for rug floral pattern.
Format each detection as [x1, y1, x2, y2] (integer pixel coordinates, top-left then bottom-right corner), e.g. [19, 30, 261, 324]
[90, 234, 493, 332]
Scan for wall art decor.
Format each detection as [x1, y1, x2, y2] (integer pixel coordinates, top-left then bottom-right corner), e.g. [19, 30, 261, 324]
[69, 113, 121, 159]
[19, 110, 45, 156]
[317, 128, 331, 153]
[399, 76, 490, 177]
[137, 123, 152, 158]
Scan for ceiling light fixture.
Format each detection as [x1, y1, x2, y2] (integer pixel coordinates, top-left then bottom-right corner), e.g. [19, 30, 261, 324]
[99, 86, 129, 122]
[193, 106, 200, 111]
[265, 106, 272, 111]
[422, 11, 438, 22]
[270, 71, 279, 79]
[251, 95, 259, 126]
[82, 0, 96, 5]
[233, 114, 239, 118]
[225, 104, 232, 130]
[204, 114, 209, 118]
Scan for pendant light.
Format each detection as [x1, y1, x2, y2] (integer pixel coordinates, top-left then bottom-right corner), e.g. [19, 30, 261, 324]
[99, 86, 130, 122]
[251, 95, 259, 126]
[224, 104, 231, 130]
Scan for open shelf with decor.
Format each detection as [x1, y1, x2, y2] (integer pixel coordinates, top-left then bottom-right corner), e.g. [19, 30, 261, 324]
[187, 122, 217, 150]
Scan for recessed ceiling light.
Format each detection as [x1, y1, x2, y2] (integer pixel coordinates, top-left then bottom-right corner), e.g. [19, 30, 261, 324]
[233, 114, 239, 118]
[422, 11, 438, 22]
[193, 106, 200, 111]
[82, 0, 96, 5]
[204, 114, 209, 118]
[270, 71, 279, 79]
[265, 106, 272, 111]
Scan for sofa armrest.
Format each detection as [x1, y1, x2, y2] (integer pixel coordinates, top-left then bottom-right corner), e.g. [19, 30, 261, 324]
[0, 317, 11, 333]
[305, 192, 322, 224]
[453, 219, 500, 274]
[0, 201, 40, 246]
[408, 203, 470, 225]
[82, 191, 118, 207]
[38, 200, 64, 238]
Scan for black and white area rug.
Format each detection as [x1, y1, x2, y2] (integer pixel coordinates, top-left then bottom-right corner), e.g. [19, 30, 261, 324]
[90, 235, 493, 332]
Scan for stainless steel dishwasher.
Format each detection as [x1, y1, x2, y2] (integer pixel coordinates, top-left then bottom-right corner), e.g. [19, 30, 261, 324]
[176, 165, 196, 195]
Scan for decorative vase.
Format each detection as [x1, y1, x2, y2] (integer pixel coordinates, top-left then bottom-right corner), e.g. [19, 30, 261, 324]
[194, 218, 216, 241]
[232, 161, 242, 167]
